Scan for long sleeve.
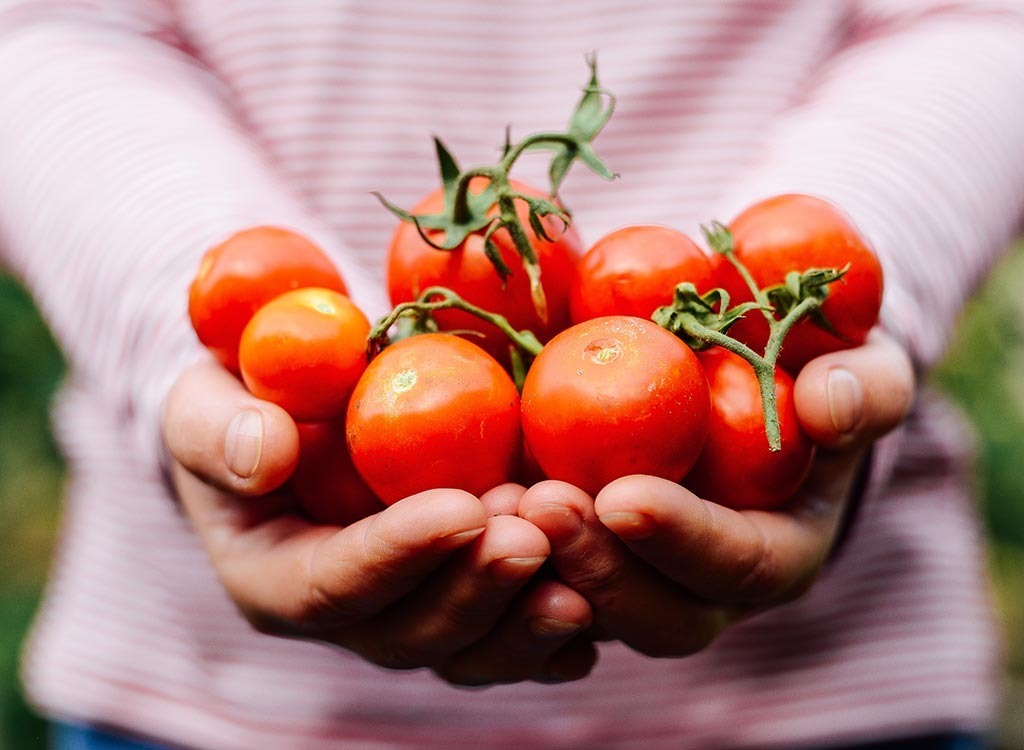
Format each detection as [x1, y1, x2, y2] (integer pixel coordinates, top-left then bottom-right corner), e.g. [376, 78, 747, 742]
[0, 2, 385, 470]
[719, 0, 1024, 372]
[712, 0, 1024, 535]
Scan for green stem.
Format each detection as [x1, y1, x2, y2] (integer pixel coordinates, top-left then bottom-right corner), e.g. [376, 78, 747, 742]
[723, 249, 776, 324]
[763, 297, 821, 368]
[452, 167, 500, 225]
[500, 132, 578, 171]
[681, 317, 782, 451]
[369, 286, 544, 361]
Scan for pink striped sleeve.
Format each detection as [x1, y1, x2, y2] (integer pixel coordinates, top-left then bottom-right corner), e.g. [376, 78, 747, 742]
[0, 3, 385, 470]
[716, 0, 1024, 515]
[719, 0, 1024, 371]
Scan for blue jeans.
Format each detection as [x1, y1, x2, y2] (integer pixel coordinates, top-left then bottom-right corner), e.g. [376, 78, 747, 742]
[52, 722, 988, 750]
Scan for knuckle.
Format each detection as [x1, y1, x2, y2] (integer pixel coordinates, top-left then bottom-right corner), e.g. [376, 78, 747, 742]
[562, 557, 628, 607]
[732, 534, 781, 603]
[633, 611, 724, 658]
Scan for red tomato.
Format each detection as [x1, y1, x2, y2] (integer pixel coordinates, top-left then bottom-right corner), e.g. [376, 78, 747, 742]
[683, 348, 813, 510]
[386, 180, 581, 363]
[569, 225, 718, 323]
[189, 226, 347, 373]
[239, 288, 370, 422]
[521, 316, 711, 497]
[717, 194, 883, 373]
[346, 333, 522, 505]
[290, 420, 386, 526]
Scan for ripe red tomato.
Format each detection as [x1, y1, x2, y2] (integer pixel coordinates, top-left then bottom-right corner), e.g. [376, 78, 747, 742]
[521, 316, 711, 497]
[683, 348, 813, 510]
[346, 333, 522, 505]
[290, 420, 386, 526]
[386, 180, 581, 363]
[569, 224, 718, 323]
[189, 226, 347, 374]
[717, 194, 883, 372]
[238, 288, 370, 422]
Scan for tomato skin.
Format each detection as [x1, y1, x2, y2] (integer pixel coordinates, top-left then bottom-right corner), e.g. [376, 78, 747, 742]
[683, 348, 814, 510]
[238, 288, 370, 422]
[346, 333, 522, 505]
[290, 420, 386, 526]
[189, 226, 347, 374]
[521, 316, 711, 497]
[570, 225, 718, 323]
[718, 194, 884, 373]
[386, 180, 581, 363]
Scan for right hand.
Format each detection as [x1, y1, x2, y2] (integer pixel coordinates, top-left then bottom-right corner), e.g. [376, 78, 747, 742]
[162, 359, 595, 686]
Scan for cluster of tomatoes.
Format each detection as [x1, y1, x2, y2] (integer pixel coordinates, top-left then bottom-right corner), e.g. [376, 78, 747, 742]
[188, 189, 883, 525]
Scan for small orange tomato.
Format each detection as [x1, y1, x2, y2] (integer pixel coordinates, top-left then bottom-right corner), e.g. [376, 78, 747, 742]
[188, 226, 347, 373]
[239, 288, 370, 422]
[346, 334, 522, 505]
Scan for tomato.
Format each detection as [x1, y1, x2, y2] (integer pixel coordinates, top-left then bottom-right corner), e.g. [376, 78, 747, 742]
[346, 333, 522, 505]
[290, 420, 386, 526]
[569, 224, 718, 323]
[189, 226, 347, 373]
[717, 194, 884, 373]
[238, 288, 370, 422]
[683, 348, 813, 510]
[520, 316, 711, 497]
[386, 180, 581, 364]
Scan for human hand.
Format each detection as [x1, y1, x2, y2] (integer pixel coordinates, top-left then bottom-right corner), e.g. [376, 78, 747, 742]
[162, 359, 595, 686]
[518, 330, 914, 657]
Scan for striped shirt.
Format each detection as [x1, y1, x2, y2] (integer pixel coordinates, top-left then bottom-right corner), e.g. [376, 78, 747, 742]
[2, 1, 1024, 748]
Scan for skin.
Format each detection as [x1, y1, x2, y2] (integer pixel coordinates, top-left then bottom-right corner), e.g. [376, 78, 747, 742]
[517, 329, 914, 658]
[163, 360, 595, 686]
[163, 329, 913, 682]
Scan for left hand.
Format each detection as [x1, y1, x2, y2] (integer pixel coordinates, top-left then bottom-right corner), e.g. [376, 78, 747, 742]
[517, 330, 914, 657]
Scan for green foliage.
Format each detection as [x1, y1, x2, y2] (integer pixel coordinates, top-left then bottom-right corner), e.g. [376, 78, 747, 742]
[0, 273, 65, 749]
[933, 243, 1024, 547]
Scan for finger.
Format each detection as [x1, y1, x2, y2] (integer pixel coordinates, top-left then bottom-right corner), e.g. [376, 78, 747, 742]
[163, 359, 300, 495]
[175, 466, 488, 631]
[519, 481, 727, 658]
[433, 579, 594, 686]
[595, 452, 861, 605]
[794, 328, 914, 449]
[480, 483, 527, 517]
[346, 514, 549, 668]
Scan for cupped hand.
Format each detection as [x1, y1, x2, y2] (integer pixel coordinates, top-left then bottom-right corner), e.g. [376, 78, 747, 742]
[518, 330, 914, 657]
[162, 359, 594, 686]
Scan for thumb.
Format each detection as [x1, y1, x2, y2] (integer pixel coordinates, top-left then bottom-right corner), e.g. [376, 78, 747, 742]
[793, 329, 915, 450]
[162, 359, 300, 495]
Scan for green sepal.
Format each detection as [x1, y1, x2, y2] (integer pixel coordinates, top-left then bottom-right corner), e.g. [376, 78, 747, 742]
[481, 220, 513, 282]
[700, 221, 735, 256]
[516, 194, 571, 243]
[652, 283, 764, 350]
[435, 136, 461, 199]
[764, 265, 848, 318]
[530, 55, 617, 193]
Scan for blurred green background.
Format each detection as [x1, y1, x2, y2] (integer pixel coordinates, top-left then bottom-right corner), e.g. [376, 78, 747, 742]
[3, 248, 1024, 748]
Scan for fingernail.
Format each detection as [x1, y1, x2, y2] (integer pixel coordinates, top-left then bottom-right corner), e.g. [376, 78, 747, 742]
[488, 555, 547, 583]
[434, 527, 486, 552]
[827, 368, 863, 435]
[527, 505, 583, 544]
[530, 617, 584, 639]
[598, 511, 654, 540]
[225, 410, 264, 478]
